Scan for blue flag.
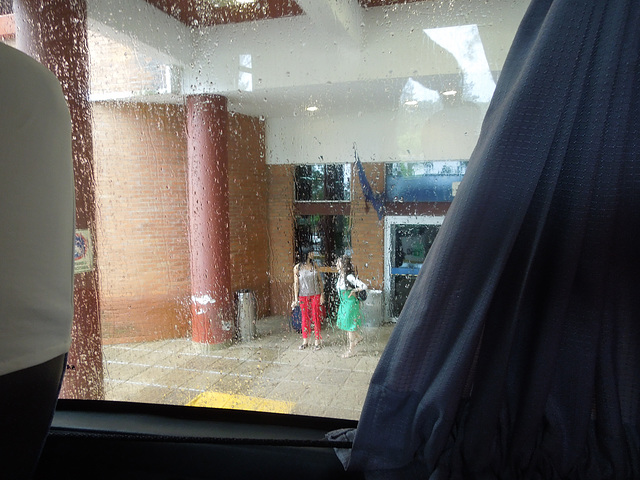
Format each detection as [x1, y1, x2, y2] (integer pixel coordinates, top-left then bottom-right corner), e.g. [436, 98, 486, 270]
[354, 146, 385, 220]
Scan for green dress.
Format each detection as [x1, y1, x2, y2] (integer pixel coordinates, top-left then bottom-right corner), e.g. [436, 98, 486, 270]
[336, 289, 362, 332]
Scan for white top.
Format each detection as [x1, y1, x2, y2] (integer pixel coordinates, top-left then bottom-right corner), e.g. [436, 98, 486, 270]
[0, 44, 75, 375]
[336, 274, 367, 292]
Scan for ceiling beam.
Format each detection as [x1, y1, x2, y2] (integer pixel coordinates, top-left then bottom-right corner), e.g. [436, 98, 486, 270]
[294, 0, 362, 45]
[87, 0, 192, 66]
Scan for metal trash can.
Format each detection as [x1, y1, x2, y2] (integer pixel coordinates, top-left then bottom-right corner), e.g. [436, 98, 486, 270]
[235, 289, 257, 341]
[361, 289, 383, 327]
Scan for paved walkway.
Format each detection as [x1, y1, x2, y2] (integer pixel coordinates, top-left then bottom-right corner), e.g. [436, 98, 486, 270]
[103, 316, 394, 421]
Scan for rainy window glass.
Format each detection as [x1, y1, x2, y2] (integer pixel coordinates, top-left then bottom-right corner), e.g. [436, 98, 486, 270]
[2, 0, 530, 420]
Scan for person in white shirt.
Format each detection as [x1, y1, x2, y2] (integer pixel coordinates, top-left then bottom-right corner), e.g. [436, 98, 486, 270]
[335, 255, 367, 358]
[0, 43, 74, 478]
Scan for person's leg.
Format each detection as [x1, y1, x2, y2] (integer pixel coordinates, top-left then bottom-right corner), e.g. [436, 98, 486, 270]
[299, 296, 311, 348]
[0, 354, 66, 479]
[342, 331, 356, 358]
[311, 294, 322, 346]
[352, 305, 363, 348]
[353, 330, 363, 347]
[342, 328, 363, 358]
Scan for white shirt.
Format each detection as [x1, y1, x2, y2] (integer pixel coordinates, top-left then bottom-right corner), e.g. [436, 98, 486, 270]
[336, 273, 367, 292]
[0, 44, 75, 375]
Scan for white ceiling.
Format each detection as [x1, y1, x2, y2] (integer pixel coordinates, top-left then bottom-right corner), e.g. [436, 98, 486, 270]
[87, 0, 530, 120]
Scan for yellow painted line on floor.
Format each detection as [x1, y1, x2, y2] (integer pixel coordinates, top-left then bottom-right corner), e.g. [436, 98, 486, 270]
[187, 391, 294, 414]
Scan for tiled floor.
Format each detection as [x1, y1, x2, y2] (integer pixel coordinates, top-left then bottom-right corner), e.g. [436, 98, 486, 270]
[103, 316, 395, 421]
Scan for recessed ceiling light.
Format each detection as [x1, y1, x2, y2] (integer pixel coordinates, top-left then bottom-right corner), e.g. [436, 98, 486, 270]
[442, 90, 457, 96]
[306, 106, 318, 112]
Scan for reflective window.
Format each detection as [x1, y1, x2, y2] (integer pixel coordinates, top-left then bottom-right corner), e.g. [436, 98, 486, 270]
[386, 161, 468, 202]
[295, 164, 351, 202]
[3, 0, 531, 420]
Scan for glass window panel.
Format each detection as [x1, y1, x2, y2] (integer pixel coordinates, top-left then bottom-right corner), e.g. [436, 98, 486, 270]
[386, 161, 468, 202]
[295, 164, 351, 202]
[4, 0, 531, 420]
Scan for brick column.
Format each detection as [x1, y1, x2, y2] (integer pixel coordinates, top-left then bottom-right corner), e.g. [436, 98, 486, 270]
[186, 95, 234, 347]
[14, 0, 104, 399]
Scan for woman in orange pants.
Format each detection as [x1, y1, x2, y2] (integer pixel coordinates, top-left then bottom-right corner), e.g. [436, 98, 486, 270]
[291, 251, 324, 350]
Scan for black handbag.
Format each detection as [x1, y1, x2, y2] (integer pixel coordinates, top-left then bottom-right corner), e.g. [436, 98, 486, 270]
[347, 277, 368, 301]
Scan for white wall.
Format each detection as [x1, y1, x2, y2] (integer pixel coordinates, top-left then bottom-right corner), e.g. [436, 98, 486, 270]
[87, 0, 531, 165]
[266, 96, 486, 165]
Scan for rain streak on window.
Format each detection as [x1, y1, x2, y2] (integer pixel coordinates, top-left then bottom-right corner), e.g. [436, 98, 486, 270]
[6, 0, 531, 419]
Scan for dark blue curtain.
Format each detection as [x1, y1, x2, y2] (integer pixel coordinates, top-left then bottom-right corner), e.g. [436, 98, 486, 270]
[336, 0, 640, 478]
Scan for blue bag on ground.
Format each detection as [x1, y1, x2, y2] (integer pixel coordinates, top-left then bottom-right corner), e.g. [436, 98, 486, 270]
[291, 305, 302, 333]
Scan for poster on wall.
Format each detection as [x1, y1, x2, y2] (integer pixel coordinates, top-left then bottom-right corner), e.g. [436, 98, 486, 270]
[74, 229, 94, 274]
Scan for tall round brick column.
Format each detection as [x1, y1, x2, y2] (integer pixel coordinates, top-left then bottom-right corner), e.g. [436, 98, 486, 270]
[14, 0, 104, 399]
[186, 95, 234, 347]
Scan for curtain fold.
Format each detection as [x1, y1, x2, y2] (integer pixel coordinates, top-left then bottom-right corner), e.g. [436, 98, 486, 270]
[343, 0, 640, 477]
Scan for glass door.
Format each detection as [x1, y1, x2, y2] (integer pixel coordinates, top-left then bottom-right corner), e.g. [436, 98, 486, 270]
[294, 214, 351, 323]
[384, 216, 445, 321]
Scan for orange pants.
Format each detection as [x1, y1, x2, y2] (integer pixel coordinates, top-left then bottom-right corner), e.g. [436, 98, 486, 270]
[300, 294, 322, 340]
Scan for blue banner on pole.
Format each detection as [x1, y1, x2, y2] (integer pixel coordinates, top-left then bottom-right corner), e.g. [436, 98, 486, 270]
[354, 145, 385, 220]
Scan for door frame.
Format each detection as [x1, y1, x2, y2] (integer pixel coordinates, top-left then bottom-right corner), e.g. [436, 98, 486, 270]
[383, 215, 445, 322]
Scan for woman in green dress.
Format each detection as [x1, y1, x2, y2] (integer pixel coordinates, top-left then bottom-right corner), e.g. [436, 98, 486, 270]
[335, 255, 367, 358]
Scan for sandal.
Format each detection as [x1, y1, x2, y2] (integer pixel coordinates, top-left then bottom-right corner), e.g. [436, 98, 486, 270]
[298, 343, 308, 350]
[313, 343, 322, 351]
